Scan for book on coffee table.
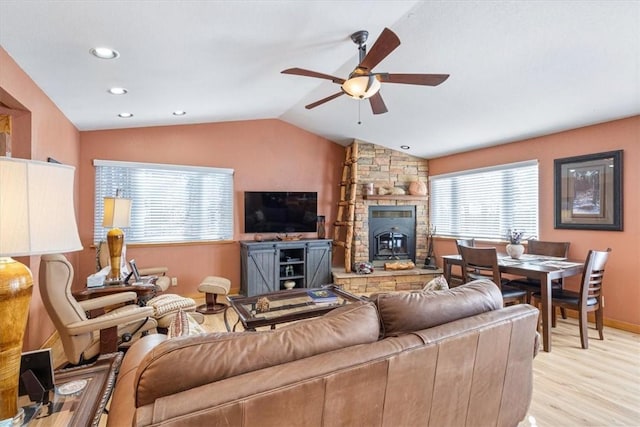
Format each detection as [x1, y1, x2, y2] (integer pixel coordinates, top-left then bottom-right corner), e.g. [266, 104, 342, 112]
[307, 289, 338, 304]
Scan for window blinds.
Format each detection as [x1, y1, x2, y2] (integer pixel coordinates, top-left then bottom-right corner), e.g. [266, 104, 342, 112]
[429, 160, 539, 241]
[94, 160, 234, 244]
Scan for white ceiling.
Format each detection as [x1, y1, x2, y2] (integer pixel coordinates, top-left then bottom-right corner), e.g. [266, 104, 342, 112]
[0, 1, 638, 159]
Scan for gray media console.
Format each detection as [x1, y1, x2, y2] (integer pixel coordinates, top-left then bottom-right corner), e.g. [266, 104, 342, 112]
[239, 239, 332, 296]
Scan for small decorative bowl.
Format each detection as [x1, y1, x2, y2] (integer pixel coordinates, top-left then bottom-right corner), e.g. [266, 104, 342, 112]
[284, 280, 295, 289]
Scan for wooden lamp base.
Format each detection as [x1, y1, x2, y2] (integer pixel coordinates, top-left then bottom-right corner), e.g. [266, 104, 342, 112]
[0, 257, 33, 424]
[106, 228, 124, 282]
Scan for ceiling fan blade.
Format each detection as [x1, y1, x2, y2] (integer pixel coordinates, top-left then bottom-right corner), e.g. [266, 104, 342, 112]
[358, 28, 401, 72]
[379, 73, 450, 86]
[369, 92, 388, 115]
[282, 68, 345, 84]
[305, 92, 345, 110]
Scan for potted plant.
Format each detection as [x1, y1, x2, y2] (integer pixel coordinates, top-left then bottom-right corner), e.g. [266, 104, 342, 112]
[506, 229, 525, 259]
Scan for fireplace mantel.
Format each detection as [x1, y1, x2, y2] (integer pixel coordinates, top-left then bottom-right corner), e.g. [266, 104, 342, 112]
[363, 195, 428, 201]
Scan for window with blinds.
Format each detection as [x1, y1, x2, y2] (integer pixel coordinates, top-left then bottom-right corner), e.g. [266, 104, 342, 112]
[429, 160, 538, 241]
[94, 160, 234, 244]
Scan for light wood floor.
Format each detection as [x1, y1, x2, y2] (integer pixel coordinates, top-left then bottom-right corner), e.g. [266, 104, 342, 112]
[52, 307, 640, 426]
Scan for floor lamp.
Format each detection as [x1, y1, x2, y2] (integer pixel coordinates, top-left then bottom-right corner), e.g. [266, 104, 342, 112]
[0, 157, 82, 425]
[102, 195, 131, 284]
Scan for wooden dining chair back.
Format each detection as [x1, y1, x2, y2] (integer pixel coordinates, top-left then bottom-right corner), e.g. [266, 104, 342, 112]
[459, 245, 526, 305]
[455, 238, 475, 253]
[532, 248, 611, 349]
[449, 239, 476, 287]
[510, 240, 571, 303]
[527, 240, 570, 258]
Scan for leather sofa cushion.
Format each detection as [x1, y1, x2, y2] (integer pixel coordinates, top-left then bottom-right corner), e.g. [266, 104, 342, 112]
[134, 300, 380, 406]
[371, 279, 503, 337]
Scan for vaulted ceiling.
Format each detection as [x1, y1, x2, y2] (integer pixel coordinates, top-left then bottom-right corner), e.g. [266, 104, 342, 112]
[1, 1, 638, 158]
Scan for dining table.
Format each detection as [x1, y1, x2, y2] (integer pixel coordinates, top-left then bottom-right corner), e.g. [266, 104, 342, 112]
[441, 253, 584, 352]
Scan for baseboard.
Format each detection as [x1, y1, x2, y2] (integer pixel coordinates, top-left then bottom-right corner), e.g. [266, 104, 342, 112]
[558, 309, 640, 334]
[605, 318, 640, 334]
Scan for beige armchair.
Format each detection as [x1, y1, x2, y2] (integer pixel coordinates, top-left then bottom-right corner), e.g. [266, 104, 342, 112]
[39, 254, 158, 365]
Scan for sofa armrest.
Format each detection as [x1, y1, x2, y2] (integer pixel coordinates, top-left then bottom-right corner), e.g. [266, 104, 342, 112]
[533, 330, 541, 358]
[108, 334, 168, 427]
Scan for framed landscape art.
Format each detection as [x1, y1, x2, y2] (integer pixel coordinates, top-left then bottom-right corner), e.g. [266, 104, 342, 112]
[554, 150, 623, 231]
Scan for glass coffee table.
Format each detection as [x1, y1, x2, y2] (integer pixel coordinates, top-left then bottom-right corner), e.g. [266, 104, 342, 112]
[224, 285, 365, 331]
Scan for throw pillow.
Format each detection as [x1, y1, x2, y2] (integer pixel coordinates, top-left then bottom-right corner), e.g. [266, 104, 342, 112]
[146, 294, 197, 317]
[423, 275, 449, 291]
[167, 309, 206, 338]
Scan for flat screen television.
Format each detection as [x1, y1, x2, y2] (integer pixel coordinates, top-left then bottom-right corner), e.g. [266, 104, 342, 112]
[244, 191, 318, 233]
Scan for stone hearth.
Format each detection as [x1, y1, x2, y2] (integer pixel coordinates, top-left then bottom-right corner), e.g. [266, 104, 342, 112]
[332, 267, 443, 294]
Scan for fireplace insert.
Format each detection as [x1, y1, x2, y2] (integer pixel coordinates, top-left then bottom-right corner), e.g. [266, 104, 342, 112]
[368, 206, 416, 264]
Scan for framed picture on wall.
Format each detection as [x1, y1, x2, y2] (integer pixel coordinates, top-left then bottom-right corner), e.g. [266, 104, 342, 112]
[554, 150, 623, 231]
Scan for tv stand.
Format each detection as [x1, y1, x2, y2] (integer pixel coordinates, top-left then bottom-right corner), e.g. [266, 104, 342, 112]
[240, 239, 332, 296]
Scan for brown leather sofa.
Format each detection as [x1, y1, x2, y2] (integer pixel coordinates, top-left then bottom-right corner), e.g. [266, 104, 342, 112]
[108, 280, 539, 426]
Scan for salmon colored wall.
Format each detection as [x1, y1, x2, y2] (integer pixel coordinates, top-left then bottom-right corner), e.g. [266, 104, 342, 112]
[78, 120, 344, 297]
[1, 47, 82, 350]
[429, 116, 640, 329]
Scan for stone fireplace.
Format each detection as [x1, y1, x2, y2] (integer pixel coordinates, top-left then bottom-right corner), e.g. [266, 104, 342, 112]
[332, 141, 439, 293]
[351, 141, 429, 267]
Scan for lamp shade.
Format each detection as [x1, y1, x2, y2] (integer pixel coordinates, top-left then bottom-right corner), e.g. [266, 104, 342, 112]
[0, 157, 82, 256]
[0, 156, 82, 423]
[102, 197, 131, 228]
[341, 75, 381, 99]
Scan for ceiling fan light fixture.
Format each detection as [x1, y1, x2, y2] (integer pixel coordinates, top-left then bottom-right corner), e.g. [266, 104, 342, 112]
[342, 75, 380, 99]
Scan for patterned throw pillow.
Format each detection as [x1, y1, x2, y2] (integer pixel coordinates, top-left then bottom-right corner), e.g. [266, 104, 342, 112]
[146, 294, 197, 317]
[167, 309, 206, 338]
[423, 275, 449, 291]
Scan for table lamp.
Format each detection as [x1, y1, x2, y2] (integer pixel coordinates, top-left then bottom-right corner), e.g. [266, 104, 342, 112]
[0, 156, 82, 425]
[102, 195, 131, 283]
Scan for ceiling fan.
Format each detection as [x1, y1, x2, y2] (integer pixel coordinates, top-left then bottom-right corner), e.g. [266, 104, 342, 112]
[282, 27, 449, 115]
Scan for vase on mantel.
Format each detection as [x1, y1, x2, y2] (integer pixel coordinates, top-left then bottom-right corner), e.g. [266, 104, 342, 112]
[506, 243, 525, 259]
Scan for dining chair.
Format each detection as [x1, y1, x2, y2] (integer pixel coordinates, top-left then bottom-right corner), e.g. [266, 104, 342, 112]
[455, 238, 475, 252]
[459, 245, 526, 305]
[509, 240, 571, 303]
[448, 238, 476, 286]
[531, 248, 611, 349]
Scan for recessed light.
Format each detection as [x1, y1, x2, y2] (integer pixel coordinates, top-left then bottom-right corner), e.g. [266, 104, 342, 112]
[118, 112, 133, 118]
[172, 110, 186, 116]
[400, 145, 410, 150]
[108, 87, 127, 95]
[90, 47, 120, 59]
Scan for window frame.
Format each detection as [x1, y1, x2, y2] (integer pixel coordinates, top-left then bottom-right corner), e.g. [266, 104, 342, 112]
[93, 159, 234, 245]
[429, 160, 539, 242]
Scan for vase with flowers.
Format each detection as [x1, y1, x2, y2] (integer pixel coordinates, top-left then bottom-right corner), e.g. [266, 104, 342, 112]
[506, 229, 525, 259]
